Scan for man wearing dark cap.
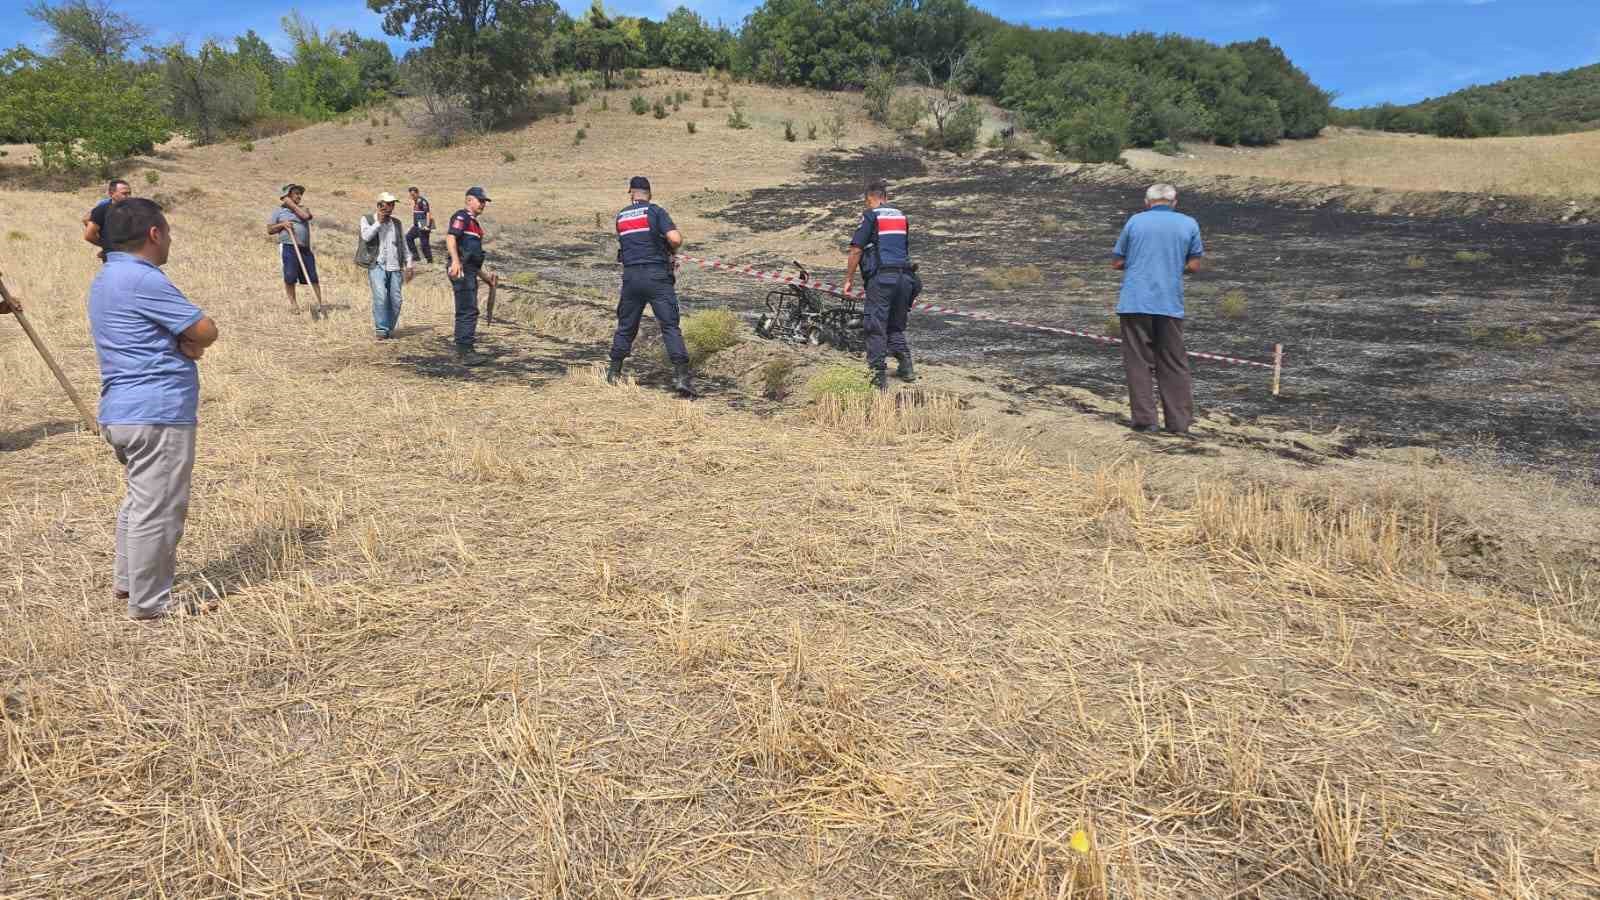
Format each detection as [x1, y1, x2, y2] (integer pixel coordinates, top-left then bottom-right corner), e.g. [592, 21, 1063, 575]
[607, 176, 691, 395]
[842, 178, 918, 391]
[89, 197, 219, 620]
[446, 186, 492, 363]
[267, 184, 316, 314]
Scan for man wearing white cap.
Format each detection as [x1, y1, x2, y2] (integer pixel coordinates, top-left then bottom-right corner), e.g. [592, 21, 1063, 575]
[357, 191, 415, 339]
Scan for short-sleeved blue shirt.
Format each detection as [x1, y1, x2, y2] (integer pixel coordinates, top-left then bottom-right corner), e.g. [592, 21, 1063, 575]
[615, 201, 676, 266]
[850, 206, 910, 281]
[1112, 205, 1204, 319]
[88, 252, 205, 425]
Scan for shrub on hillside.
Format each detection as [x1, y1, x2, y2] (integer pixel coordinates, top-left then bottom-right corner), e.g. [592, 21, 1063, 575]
[630, 94, 650, 115]
[889, 95, 924, 133]
[653, 99, 668, 119]
[863, 65, 896, 124]
[1429, 102, 1474, 138]
[925, 99, 981, 153]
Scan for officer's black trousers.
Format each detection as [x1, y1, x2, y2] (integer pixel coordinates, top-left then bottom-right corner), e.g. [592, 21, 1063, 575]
[450, 262, 480, 348]
[406, 224, 433, 262]
[863, 272, 914, 371]
[611, 266, 689, 365]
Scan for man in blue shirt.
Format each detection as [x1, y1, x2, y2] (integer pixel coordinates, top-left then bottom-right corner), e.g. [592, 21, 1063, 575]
[1112, 183, 1205, 434]
[607, 176, 691, 395]
[89, 198, 220, 620]
[843, 179, 917, 391]
[267, 184, 317, 315]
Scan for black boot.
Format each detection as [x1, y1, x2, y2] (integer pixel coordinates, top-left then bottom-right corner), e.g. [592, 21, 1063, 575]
[869, 367, 888, 392]
[605, 358, 624, 384]
[672, 361, 695, 397]
[893, 352, 916, 382]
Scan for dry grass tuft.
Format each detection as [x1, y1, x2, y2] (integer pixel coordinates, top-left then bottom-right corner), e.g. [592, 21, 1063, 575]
[982, 264, 1045, 290]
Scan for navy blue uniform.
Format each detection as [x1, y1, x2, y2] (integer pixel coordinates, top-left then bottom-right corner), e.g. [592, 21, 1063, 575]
[407, 194, 433, 263]
[609, 202, 688, 365]
[850, 205, 916, 372]
[447, 208, 486, 348]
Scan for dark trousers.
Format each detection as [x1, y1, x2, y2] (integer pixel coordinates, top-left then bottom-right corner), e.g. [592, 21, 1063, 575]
[1119, 313, 1194, 431]
[451, 262, 481, 348]
[611, 266, 688, 364]
[864, 272, 914, 371]
[406, 224, 433, 262]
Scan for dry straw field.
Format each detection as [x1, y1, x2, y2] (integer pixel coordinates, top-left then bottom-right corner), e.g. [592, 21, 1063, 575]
[3, 76, 1600, 897]
[1123, 126, 1600, 201]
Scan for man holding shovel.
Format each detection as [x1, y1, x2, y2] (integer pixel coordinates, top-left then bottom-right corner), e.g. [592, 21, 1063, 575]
[267, 184, 321, 316]
[90, 197, 219, 621]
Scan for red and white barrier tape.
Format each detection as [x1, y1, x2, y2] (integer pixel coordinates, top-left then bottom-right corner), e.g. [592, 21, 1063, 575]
[676, 254, 1281, 372]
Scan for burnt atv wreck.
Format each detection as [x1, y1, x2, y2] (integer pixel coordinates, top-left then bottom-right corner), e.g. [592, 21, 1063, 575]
[753, 261, 865, 353]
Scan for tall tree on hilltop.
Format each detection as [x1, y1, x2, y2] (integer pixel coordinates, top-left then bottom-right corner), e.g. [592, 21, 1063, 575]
[25, 0, 148, 65]
[574, 2, 638, 90]
[368, 0, 563, 125]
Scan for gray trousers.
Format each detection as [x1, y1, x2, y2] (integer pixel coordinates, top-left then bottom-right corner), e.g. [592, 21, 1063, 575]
[1119, 314, 1194, 432]
[105, 424, 197, 619]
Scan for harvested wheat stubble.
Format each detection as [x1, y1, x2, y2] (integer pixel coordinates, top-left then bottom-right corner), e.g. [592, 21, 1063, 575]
[5, 359, 1600, 897]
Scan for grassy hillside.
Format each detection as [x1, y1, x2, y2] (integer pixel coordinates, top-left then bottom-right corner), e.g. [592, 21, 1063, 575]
[1338, 61, 1600, 136]
[4, 75, 1600, 896]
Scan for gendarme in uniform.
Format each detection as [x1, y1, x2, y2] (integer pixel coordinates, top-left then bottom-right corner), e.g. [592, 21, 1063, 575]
[607, 176, 692, 395]
[847, 180, 920, 389]
[446, 186, 490, 358]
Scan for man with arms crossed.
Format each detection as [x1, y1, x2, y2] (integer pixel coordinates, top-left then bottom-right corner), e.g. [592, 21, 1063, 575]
[90, 198, 219, 620]
[1111, 183, 1204, 435]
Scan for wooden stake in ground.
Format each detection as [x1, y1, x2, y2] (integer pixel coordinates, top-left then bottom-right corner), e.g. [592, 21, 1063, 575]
[0, 271, 99, 434]
[480, 269, 498, 324]
[1272, 343, 1283, 397]
[286, 235, 325, 319]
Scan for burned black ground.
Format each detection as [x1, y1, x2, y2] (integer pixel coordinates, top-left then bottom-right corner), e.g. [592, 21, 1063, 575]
[708, 149, 1600, 479]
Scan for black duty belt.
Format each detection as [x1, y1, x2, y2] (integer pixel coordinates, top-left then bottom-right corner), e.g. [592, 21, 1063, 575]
[875, 265, 913, 274]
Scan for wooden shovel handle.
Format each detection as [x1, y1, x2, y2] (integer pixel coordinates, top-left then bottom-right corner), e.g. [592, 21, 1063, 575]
[0, 271, 100, 434]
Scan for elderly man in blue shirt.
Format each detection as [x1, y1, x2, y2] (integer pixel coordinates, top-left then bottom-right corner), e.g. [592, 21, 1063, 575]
[1112, 183, 1205, 435]
[89, 198, 219, 620]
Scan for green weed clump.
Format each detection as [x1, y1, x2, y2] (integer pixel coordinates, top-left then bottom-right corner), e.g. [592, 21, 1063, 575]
[653, 99, 668, 119]
[239, 142, 254, 153]
[1453, 250, 1490, 263]
[1218, 290, 1248, 319]
[574, 128, 586, 146]
[144, 171, 160, 185]
[511, 272, 539, 287]
[7, 230, 29, 241]
[1405, 255, 1427, 269]
[783, 120, 796, 141]
[686, 121, 697, 135]
[630, 95, 650, 115]
[682, 308, 742, 363]
[805, 364, 874, 401]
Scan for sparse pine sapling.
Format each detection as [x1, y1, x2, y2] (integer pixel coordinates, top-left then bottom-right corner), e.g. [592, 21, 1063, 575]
[784, 120, 796, 141]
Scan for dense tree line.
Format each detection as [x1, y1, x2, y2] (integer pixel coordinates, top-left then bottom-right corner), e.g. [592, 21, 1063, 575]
[729, 0, 1331, 160]
[3, 0, 1332, 170]
[0, 0, 398, 171]
[1333, 63, 1600, 138]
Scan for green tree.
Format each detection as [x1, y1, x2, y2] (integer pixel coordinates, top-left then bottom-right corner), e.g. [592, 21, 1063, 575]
[278, 14, 362, 118]
[159, 40, 270, 144]
[336, 33, 400, 101]
[369, 0, 563, 125]
[1429, 101, 1474, 138]
[574, 2, 640, 90]
[25, 0, 147, 65]
[0, 47, 170, 170]
[658, 6, 728, 71]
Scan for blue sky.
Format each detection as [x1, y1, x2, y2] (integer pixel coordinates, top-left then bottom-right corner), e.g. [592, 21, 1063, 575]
[2, 0, 1596, 107]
